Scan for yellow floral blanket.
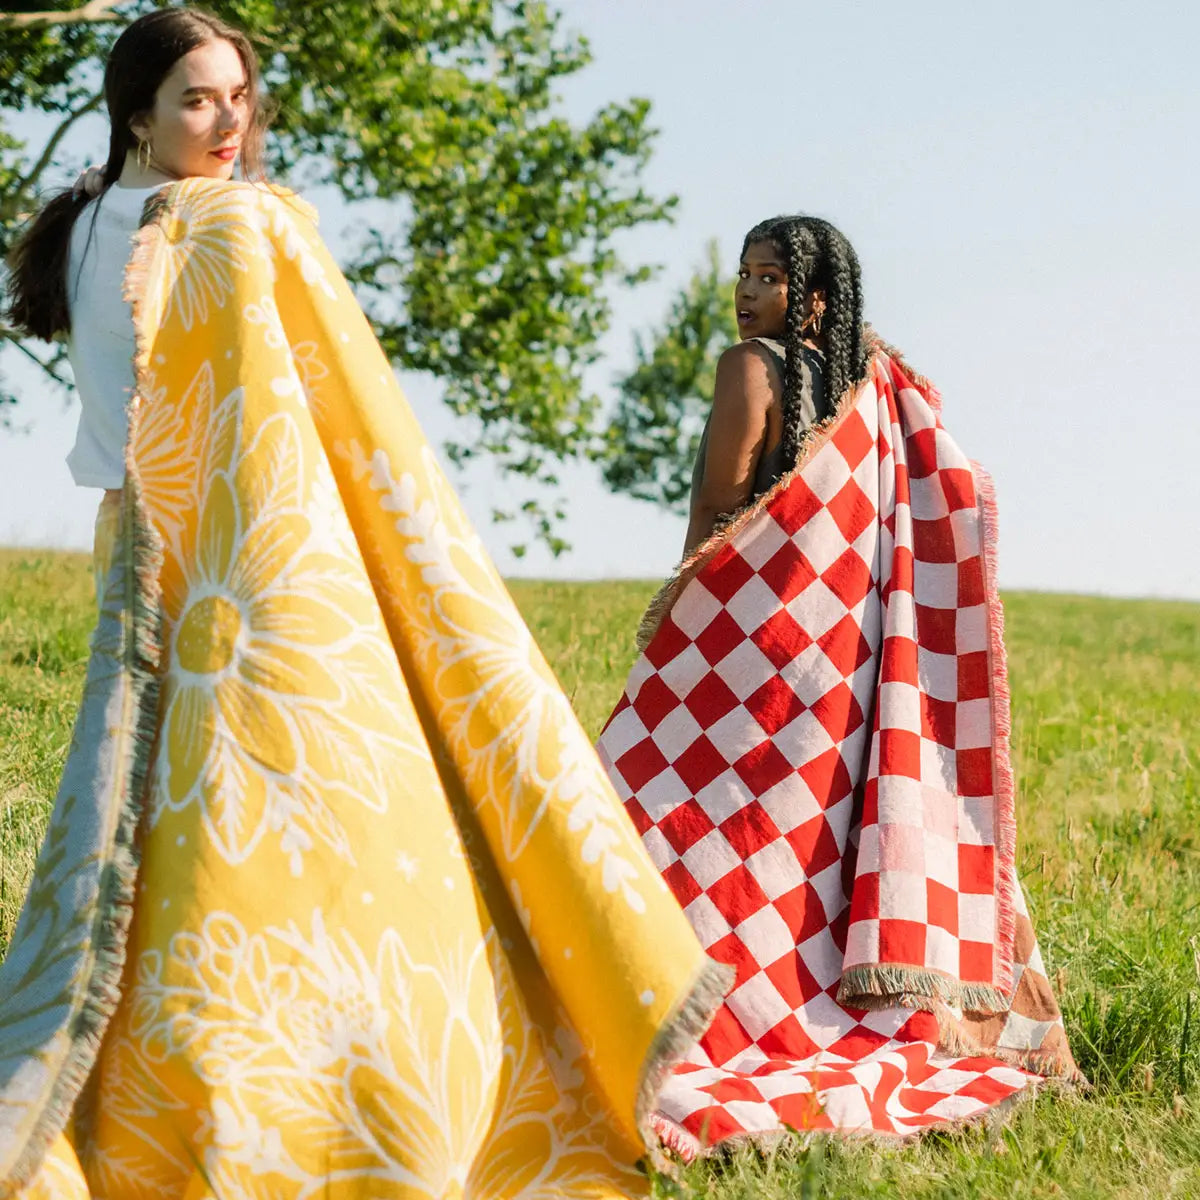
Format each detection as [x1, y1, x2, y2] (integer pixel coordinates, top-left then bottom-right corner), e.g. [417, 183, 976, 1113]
[0, 178, 724, 1198]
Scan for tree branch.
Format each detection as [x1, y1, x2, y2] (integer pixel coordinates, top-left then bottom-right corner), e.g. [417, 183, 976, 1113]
[0, 0, 124, 28]
[0, 326, 72, 389]
[14, 90, 104, 197]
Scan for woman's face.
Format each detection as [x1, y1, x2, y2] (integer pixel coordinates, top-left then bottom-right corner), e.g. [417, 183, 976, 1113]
[131, 39, 249, 181]
[735, 240, 788, 340]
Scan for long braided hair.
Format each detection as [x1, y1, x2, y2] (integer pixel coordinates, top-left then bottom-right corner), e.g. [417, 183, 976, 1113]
[740, 215, 869, 469]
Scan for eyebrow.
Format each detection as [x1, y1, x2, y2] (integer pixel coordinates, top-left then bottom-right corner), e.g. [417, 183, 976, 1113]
[181, 84, 247, 97]
[740, 259, 785, 269]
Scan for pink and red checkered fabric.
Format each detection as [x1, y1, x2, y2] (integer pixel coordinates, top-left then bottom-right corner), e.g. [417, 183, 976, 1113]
[598, 348, 1065, 1150]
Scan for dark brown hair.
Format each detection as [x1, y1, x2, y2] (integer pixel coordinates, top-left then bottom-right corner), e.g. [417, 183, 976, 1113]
[5, 7, 268, 342]
[741, 214, 868, 469]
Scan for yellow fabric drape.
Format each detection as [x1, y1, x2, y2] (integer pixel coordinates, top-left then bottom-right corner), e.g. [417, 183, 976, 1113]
[2, 178, 724, 1199]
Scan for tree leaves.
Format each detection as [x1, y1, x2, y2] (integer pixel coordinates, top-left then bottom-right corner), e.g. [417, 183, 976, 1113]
[0, 0, 674, 552]
[596, 239, 735, 514]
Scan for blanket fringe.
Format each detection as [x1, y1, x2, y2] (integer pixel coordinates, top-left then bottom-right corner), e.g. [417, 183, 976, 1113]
[636, 957, 733, 1173]
[636, 362, 873, 654]
[636, 328, 943, 654]
[652, 1073, 1056, 1164]
[838, 965, 1009, 1017]
[1, 278, 165, 1192]
[862, 327, 942, 413]
[934, 1007, 1082, 1082]
[971, 462, 1018, 996]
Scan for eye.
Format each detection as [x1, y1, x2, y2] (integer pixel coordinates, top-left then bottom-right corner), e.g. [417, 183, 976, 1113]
[737, 269, 750, 280]
[762, 274, 777, 284]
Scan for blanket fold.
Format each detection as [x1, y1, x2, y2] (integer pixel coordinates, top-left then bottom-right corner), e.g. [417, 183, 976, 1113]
[0, 177, 725, 1198]
[598, 339, 1076, 1153]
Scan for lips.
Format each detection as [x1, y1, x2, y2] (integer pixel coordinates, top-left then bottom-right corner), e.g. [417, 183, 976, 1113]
[211, 145, 239, 161]
[736, 309, 756, 325]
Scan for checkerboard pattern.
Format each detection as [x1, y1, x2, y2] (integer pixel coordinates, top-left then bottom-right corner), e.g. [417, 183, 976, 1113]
[597, 350, 1053, 1146]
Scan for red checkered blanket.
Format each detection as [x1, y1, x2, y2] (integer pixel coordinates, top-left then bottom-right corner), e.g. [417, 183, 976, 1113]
[598, 343, 1076, 1151]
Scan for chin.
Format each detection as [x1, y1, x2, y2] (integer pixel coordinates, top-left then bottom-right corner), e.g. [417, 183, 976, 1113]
[187, 160, 236, 182]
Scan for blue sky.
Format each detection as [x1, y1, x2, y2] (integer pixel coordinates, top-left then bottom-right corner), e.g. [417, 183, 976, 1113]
[2, 0, 1197, 597]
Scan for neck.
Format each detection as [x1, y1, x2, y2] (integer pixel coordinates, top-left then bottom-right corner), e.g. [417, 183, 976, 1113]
[117, 151, 178, 189]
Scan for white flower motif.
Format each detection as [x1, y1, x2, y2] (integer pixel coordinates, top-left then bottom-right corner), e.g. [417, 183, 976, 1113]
[97, 912, 642, 1198]
[338, 438, 651, 918]
[142, 183, 271, 332]
[150, 404, 422, 875]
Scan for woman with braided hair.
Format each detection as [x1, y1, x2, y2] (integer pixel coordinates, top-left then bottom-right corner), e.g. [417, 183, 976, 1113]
[685, 215, 866, 554]
[599, 214, 1079, 1155]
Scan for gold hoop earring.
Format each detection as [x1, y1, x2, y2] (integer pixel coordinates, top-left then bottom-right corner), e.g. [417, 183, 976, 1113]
[801, 305, 824, 336]
[137, 138, 153, 172]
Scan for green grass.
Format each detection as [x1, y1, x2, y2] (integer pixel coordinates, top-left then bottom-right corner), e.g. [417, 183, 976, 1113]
[4, 554, 1200, 1198]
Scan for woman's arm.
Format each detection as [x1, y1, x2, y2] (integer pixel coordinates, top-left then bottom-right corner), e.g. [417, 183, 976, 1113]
[683, 341, 779, 556]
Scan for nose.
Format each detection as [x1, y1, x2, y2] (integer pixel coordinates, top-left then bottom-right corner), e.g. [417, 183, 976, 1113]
[216, 97, 240, 134]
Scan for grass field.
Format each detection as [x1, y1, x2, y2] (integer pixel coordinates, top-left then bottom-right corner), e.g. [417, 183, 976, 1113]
[2, 550, 1199, 1198]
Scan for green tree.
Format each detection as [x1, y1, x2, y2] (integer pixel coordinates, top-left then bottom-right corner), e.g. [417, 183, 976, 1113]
[0, 0, 674, 552]
[597, 238, 734, 513]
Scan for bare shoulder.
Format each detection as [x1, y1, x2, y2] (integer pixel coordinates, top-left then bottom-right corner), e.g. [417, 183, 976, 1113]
[714, 340, 782, 411]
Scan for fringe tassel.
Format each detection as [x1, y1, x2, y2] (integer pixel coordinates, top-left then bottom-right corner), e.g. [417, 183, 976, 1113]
[862, 326, 943, 413]
[972, 462, 1018, 997]
[648, 1112, 703, 1164]
[933, 1004, 1085, 1084]
[1, 206, 168, 1192]
[636, 364, 874, 654]
[838, 964, 1010, 1017]
[636, 957, 733, 1174]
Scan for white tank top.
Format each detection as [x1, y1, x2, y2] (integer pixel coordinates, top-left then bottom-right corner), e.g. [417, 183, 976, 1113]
[64, 182, 164, 489]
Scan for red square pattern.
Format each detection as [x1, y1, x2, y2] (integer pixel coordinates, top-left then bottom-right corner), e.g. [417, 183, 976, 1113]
[827, 476, 876, 543]
[818, 614, 875, 674]
[822, 548, 873, 609]
[732, 739, 795, 794]
[673, 735, 729, 794]
[877, 917, 927, 963]
[595, 352, 1034, 1149]
[718, 801, 784, 862]
[707, 863, 771, 927]
[614, 737, 670, 793]
[958, 557, 986, 607]
[744, 673, 807, 734]
[754, 608, 814, 670]
[915, 603, 956, 655]
[772, 476, 825, 537]
[634, 673, 683, 732]
[658, 798, 716, 856]
[696, 608, 748, 666]
[926, 880, 959, 935]
[810, 681, 866, 742]
[684, 671, 740, 726]
[920, 694, 957, 744]
[957, 651, 990, 701]
[703, 545, 756, 604]
[757, 545, 819, 607]
[645, 613, 690, 670]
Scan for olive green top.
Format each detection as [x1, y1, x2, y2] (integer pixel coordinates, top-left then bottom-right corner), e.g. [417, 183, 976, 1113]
[689, 337, 827, 515]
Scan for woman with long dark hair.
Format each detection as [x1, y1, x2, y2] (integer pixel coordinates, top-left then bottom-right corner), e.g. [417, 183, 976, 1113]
[599, 214, 1080, 1155]
[0, 11, 723, 1196]
[7, 7, 267, 606]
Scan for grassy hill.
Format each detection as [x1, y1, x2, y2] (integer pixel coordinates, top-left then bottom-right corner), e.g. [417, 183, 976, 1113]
[2, 550, 1199, 1197]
